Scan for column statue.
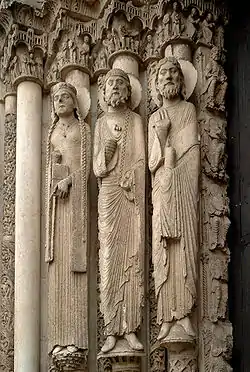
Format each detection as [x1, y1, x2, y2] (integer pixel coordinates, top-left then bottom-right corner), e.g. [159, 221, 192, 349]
[45, 82, 90, 361]
[148, 57, 199, 342]
[93, 69, 145, 353]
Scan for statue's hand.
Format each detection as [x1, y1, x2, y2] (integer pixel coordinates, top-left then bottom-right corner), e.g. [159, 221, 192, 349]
[105, 138, 117, 164]
[54, 178, 71, 199]
[154, 119, 171, 148]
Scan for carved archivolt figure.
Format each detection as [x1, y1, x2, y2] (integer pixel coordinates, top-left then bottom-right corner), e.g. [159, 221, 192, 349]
[199, 11, 215, 45]
[93, 69, 145, 353]
[45, 82, 90, 358]
[185, 7, 200, 40]
[149, 57, 199, 342]
[201, 47, 228, 112]
[171, 1, 185, 38]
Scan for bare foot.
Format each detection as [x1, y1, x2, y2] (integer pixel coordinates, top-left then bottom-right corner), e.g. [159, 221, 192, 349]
[124, 333, 143, 351]
[101, 336, 116, 353]
[157, 322, 172, 340]
[177, 317, 196, 337]
[52, 345, 63, 355]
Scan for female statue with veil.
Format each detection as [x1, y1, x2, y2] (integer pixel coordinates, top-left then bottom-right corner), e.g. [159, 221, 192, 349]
[45, 82, 90, 366]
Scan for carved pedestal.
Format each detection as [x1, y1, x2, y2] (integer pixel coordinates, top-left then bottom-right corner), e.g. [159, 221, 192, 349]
[98, 340, 143, 372]
[50, 350, 88, 372]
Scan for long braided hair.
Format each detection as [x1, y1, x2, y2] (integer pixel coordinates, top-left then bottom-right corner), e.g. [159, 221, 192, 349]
[45, 82, 90, 262]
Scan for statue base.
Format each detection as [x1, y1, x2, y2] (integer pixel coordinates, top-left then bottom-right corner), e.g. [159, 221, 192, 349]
[49, 349, 87, 372]
[151, 325, 197, 372]
[98, 339, 144, 372]
[158, 323, 195, 349]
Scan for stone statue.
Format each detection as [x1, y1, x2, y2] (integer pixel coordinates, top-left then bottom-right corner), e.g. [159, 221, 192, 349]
[45, 82, 90, 361]
[201, 47, 228, 112]
[185, 7, 200, 40]
[199, 11, 215, 45]
[171, 1, 185, 38]
[148, 57, 199, 342]
[93, 69, 145, 353]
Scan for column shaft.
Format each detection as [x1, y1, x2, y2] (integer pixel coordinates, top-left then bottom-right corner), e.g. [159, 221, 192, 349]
[15, 81, 42, 372]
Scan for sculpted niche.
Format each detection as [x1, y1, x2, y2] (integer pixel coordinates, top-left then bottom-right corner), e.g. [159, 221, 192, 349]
[93, 69, 145, 354]
[148, 57, 200, 342]
[45, 82, 90, 366]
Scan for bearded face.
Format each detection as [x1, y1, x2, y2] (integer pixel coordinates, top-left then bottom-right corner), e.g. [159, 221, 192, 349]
[157, 61, 182, 100]
[105, 75, 130, 108]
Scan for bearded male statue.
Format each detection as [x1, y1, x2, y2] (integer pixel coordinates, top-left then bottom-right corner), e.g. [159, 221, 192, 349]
[148, 57, 200, 342]
[45, 82, 90, 363]
[93, 69, 145, 353]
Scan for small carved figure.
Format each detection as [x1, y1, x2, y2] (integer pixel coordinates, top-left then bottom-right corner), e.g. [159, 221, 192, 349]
[210, 324, 233, 372]
[9, 55, 18, 82]
[93, 69, 145, 354]
[199, 11, 215, 45]
[149, 57, 199, 342]
[214, 18, 228, 51]
[46, 82, 90, 361]
[103, 29, 116, 56]
[80, 35, 90, 66]
[171, 1, 185, 38]
[156, 22, 165, 47]
[145, 34, 154, 58]
[209, 257, 228, 322]
[185, 7, 200, 40]
[11, 23, 19, 44]
[202, 117, 227, 179]
[34, 55, 43, 80]
[162, 12, 171, 40]
[201, 47, 227, 111]
[208, 192, 230, 252]
[69, 39, 78, 64]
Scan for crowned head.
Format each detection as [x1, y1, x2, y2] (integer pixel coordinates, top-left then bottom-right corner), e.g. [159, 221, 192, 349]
[104, 68, 132, 109]
[52, 82, 78, 120]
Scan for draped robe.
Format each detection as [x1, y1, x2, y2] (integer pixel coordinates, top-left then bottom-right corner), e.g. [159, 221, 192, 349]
[148, 100, 199, 324]
[93, 110, 145, 336]
[46, 119, 90, 353]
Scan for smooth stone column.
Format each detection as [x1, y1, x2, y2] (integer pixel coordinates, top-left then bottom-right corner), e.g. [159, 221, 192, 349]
[112, 54, 139, 78]
[15, 81, 42, 372]
[65, 69, 90, 122]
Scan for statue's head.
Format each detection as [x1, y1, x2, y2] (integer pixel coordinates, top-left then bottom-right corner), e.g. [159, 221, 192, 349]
[156, 57, 185, 103]
[52, 82, 78, 120]
[104, 68, 132, 108]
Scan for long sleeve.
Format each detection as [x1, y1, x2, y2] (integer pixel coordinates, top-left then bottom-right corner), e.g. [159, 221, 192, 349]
[93, 119, 107, 178]
[148, 116, 163, 174]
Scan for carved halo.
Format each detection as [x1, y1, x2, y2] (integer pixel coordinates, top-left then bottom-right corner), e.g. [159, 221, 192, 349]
[98, 71, 142, 111]
[76, 86, 91, 120]
[151, 58, 198, 107]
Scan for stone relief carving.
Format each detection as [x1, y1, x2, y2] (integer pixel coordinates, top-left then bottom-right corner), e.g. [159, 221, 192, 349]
[148, 57, 199, 344]
[0, 1, 232, 372]
[93, 68, 145, 354]
[0, 112, 16, 372]
[201, 47, 227, 112]
[45, 82, 91, 370]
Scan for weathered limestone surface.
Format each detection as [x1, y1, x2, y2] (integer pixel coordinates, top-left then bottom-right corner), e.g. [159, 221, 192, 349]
[0, 0, 232, 371]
